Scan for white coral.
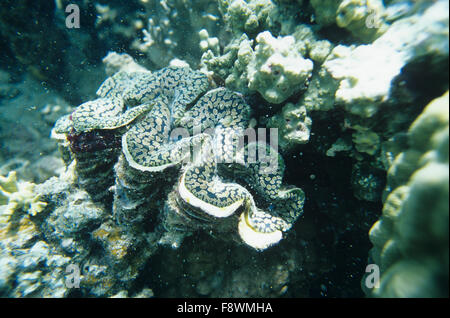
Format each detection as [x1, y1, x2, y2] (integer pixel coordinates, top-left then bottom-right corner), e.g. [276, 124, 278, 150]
[0, 171, 47, 217]
[247, 31, 313, 104]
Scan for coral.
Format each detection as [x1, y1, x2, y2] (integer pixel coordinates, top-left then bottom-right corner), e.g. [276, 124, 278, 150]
[310, 0, 343, 26]
[364, 92, 449, 297]
[217, 0, 307, 36]
[310, 0, 388, 41]
[198, 29, 220, 55]
[266, 103, 312, 152]
[247, 31, 314, 104]
[321, 0, 449, 118]
[0, 194, 41, 256]
[292, 25, 333, 65]
[1, 0, 446, 299]
[0, 171, 47, 216]
[326, 137, 353, 157]
[218, 0, 276, 35]
[336, 0, 388, 42]
[52, 57, 305, 251]
[0, 161, 157, 297]
[201, 33, 254, 94]
[0, 172, 72, 297]
[351, 125, 381, 156]
[299, 67, 340, 113]
[131, 0, 222, 68]
[351, 162, 385, 202]
[202, 26, 322, 104]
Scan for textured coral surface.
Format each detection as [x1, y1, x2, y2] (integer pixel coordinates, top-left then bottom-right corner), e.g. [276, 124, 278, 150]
[0, 0, 448, 298]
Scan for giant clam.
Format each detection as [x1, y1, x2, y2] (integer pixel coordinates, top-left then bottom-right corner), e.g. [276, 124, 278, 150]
[52, 64, 305, 250]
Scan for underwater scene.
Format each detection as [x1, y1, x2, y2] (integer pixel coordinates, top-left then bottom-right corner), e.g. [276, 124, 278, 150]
[0, 0, 448, 298]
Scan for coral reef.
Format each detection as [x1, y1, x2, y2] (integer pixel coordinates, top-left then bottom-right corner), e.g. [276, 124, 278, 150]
[266, 103, 312, 152]
[0, 0, 448, 299]
[0, 163, 158, 297]
[0, 171, 47, 216]
[364, 92, 449, 297]
[52, 59, 305, 251]
[218, 0, 276, 35]
[247, 31, 313, 104]
[318, 0, 448, 117]
[0, 171, 61, 297]
[201, 23, 327, 104]
[336, 0, 388, 42]
[310, 0, 342, 26]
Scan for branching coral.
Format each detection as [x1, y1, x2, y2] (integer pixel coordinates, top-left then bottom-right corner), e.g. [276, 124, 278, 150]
[130, 0, 222, 67]
[0, 172, 60, 296]
[0, 171, 47, 217]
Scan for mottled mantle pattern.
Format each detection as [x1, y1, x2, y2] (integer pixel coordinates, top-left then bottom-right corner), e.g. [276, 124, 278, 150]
[53, 65, 305, 251]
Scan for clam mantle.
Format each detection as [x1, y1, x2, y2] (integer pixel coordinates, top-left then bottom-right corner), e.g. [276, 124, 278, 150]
[52, 64, 305, 251]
